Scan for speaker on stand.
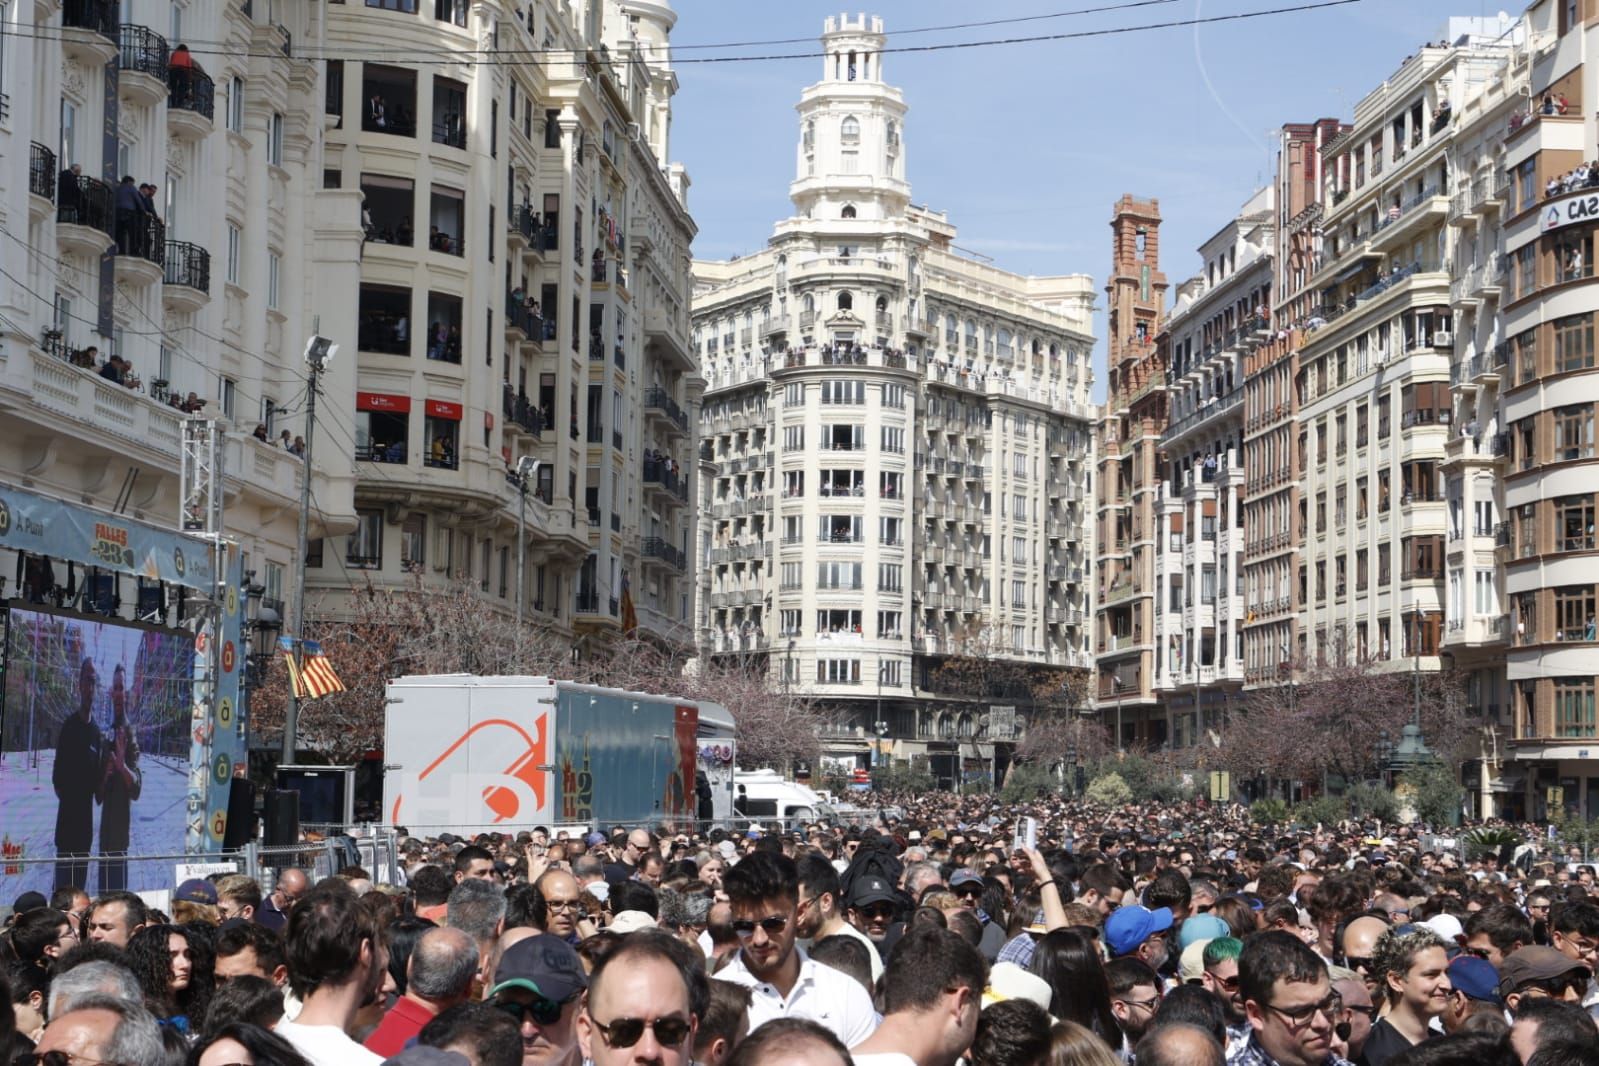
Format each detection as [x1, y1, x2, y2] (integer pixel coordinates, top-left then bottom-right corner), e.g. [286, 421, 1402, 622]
[222, 778, 257, 850]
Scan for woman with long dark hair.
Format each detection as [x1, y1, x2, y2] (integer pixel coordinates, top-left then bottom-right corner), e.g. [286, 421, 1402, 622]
[187, 1022, 310, 1066]
[126, 923, 214, 1036]
[1030, 928, 1121, 1042]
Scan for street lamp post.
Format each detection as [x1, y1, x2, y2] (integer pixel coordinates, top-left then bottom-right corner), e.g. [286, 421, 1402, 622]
[513, 457, 540, 636]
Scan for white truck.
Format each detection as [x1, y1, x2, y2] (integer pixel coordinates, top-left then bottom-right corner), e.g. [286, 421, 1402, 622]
[382, 675, 736, 834]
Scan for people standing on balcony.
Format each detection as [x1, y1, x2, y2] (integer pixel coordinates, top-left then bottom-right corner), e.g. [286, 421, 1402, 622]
[57, 163, 83, 224]
[369, 93, 388, 130]
[169, 44, 195, 105]
[114, 176, 155, 258]
[289, 436, 306, 458]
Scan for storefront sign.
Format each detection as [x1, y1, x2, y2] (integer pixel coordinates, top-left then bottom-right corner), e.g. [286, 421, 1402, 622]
[1541, 191, 1599, 234]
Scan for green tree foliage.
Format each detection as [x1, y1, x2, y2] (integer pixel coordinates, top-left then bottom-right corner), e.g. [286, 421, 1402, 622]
[1085, 771, 1133, 806]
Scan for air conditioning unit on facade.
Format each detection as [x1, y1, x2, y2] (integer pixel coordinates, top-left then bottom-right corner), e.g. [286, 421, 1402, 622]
[1434, 331, 1454, 348]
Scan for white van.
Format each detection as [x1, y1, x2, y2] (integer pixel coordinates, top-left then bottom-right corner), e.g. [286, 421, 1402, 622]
[732, 768, 836, 830]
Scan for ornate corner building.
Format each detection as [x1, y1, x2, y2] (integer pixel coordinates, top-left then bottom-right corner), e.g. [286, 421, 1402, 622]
[692, 15, 1097, 787]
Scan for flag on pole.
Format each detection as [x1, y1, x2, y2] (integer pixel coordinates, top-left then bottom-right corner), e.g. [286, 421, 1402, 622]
[620, 572, 638, 636]
[278, 637, 346, 699]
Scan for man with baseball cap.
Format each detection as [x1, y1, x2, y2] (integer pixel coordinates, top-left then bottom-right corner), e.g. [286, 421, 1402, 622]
[948, 870, 1005, 961]
[489, 932, 589, 1066]
[1498, 946, 1592, 1013]
[1441, 956, 1502, 1033]
[847, 874, 900, 948]
[1106, 905, 1174, 975]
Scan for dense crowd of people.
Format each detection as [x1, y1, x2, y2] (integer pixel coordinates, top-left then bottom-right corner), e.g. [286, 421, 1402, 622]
[4, 795, 1599, 1066]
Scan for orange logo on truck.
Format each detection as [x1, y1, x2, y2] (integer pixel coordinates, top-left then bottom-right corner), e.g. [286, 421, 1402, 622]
[390, 714, 549, 825]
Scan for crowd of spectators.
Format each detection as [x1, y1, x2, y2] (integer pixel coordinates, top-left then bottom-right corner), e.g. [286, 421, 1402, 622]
[3, 796, 1599, 1066]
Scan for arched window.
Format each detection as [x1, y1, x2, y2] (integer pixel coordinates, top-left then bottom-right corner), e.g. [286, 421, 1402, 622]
[887, 120, 899, 151]
[837, 291, 853, 311]
[841, 116, 860, 145]
[875, 294, 888, 312]
[802, 293, 815, 313]
[803, 121, 814, 152]
[841, 204, 857, 219]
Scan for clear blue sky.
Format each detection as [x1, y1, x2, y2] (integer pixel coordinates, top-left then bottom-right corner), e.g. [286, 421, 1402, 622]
[670, 0, 1494, 399]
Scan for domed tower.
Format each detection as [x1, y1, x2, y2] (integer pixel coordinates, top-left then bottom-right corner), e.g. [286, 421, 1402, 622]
[617, 0, 678, 163]
[790, 13, 911, 223]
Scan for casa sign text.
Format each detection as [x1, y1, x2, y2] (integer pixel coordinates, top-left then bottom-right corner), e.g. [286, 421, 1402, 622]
[1541, 192, 1599, 234]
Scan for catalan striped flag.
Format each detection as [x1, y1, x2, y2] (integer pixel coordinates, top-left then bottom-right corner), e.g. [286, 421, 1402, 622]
[278, 637, 346, 699]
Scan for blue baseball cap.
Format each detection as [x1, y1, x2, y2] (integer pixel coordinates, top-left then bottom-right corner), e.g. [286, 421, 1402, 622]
[1178, 913, 1231, 950]
[584, 831, 606, 846]
[1447, 955, 1501, 1004]
[1105, 905, 1174, 957]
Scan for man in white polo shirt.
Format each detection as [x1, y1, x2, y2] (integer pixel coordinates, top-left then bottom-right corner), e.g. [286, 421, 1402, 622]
[713, 849, 877, 1046]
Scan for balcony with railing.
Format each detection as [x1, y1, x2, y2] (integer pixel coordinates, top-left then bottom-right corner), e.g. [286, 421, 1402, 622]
[61, 0, 119, 61]
[643, 388, 690, 434]
[643, 457, 690, 503]
[162, 240, 210, 310]
[117, 25, 170, 106]
[115, 212, 166, 282]
[28, 144, 56, 210]
[641, 537, 686, 571]
[167, 68, 215, 136]
[56, 174, 115, 255]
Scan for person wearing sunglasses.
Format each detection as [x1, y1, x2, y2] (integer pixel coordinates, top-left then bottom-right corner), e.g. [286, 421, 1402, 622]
[488, 932, 590, 1066]
[1359, 927, 1451, 1066]
[1199, 936, 1247, 1029]
[25, 993, 164, 1066]
[1499, 946, 1593, 1014]
[1548, 900, 1599, 1009]
[577, 930, 698, 1066]
[1233, 931, 1351, 1066]
[714, 851, 876, 1046]
[1328, 967, 1376, 1062]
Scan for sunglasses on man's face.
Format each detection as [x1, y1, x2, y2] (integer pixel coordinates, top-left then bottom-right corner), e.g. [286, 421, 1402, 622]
[15, 1055, 130, 1066]
[590, 1015, 692, 1049]
[494, 995, 565, 1027]
[732, 914, 789, 939]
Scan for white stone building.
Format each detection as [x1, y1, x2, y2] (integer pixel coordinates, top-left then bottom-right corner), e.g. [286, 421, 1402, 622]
[692, 15, 1096, 785]
[0, 0, 699, 698]
[1152, 188, 1274, 746]
[1, 0, 350, 630]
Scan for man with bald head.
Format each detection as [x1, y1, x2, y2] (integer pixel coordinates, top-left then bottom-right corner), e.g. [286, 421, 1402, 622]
[604, 828, 655, 885]
[1341, 916, 1389, 992]
[364, 926, 480, 1057]
[537, 869, 585, 943]
[1136, 1023, 1225, 1066]
[259, 867, 309, 932]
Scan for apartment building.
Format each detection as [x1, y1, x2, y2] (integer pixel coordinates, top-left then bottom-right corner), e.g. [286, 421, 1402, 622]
[316, 0, 698, 654]
[1151, 189, 1274, 748]
[1496, 0, 1599, 820]
[1, 1, 353, 623]
[693, 15, 1097, 786]
[1096, 197, 1169, 748]
[0, 0, 699, 676]
[1241, 120, 1346, 700]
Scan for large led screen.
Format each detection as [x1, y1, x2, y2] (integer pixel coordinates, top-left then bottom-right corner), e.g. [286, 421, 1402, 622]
[1, 605, 196, 898]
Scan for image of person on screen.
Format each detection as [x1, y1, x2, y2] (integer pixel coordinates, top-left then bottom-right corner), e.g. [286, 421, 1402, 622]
[54, 658, 103, 891]
[97, 664, 141, 892]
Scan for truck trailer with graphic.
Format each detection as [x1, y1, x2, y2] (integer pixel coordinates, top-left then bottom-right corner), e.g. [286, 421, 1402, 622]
[382, 675, 736, 834]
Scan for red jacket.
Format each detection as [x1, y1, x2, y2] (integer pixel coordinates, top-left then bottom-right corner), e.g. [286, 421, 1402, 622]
[363, 996, 437, 1058]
